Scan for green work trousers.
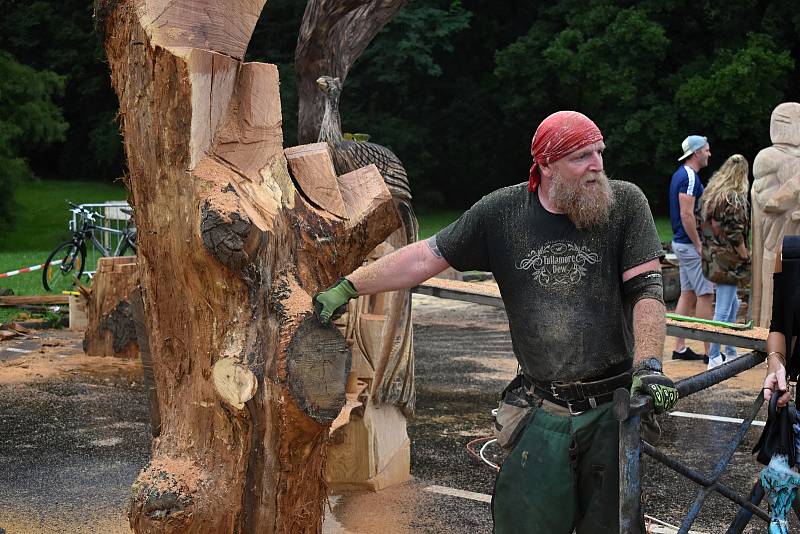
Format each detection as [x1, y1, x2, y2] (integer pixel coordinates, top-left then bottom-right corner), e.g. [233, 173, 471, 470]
[492, 402, 619, 534]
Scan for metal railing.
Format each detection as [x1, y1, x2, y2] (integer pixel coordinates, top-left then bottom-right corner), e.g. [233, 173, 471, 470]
[70, 201, 133, 276]
[616, 350, 784, 533]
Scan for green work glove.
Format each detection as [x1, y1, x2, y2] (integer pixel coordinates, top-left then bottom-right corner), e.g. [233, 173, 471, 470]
[313, 278, 359, 324]
[631, 357, 679, 414]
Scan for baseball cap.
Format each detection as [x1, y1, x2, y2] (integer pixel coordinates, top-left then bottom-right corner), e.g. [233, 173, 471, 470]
[678, 135, 708, 161]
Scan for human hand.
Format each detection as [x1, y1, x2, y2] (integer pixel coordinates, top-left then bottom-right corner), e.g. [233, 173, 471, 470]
[631, 358, 679, 414]
[695, 243, 702, 256]
[764, 364, 791, 407]
[313, 278, 359, 324]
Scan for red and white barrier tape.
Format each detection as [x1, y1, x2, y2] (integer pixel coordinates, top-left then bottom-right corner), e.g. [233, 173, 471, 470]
[0, 260, 62, 278]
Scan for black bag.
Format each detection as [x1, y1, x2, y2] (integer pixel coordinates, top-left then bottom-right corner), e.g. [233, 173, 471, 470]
[752, 391, 796, 467]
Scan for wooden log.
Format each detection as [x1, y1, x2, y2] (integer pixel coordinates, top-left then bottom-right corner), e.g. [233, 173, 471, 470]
[97, 2, 401, 531]
[412, 278, 505, 308]
[83, 256, 139, 358]
[0, 295, 69, 306]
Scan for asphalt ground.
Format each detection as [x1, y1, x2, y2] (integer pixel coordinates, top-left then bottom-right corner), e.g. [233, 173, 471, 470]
[0, 294, 792, 534]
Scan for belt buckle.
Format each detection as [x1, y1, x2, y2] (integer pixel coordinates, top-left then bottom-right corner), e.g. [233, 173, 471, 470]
[566, 396, 597, 416]
[566, 400, 585, 416]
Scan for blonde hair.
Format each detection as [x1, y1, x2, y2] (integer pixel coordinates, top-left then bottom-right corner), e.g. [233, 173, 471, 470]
[700, 154, 750, 220]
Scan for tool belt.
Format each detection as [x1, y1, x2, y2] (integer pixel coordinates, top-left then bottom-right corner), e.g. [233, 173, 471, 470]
[523, 367, 632, 416]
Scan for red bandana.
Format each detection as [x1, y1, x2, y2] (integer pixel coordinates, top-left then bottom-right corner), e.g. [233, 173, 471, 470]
[528, 111, 604, 192]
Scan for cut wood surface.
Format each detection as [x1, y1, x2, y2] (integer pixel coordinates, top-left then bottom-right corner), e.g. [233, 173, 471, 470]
[97, 1, 401, 531]
[83, 256, 139, 359]
[0, 295, 69, 306]
[284, 143, 347, 218]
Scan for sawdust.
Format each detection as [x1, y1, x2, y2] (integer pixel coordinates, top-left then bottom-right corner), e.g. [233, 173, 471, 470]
[0, 508, 131, 534]
[0, 329, 143, 386]
[666, 319, 770, 341]
[325, 481, 452, 534]
[420, 278, 501, 299]
[141, 457, 204, 494]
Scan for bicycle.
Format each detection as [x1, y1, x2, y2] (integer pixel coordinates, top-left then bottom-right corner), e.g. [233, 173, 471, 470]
[42, 201, 138, 292]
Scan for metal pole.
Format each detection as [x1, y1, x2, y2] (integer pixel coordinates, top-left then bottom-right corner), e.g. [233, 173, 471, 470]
[675, 351, 765, 398]
[626, 351, 766, 418]
[676, 391, 765, 533]
[641, 442, 770, 522]
[727, 480, 765, 534]
[619, 410, 643, 534]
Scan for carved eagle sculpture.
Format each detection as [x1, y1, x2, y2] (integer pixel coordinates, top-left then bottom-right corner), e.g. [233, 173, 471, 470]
[316, 75, 414, 211]
[316, 75, 417, 411]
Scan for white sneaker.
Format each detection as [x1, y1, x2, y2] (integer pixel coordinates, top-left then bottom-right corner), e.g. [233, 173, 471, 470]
[707, 356, 725, 370]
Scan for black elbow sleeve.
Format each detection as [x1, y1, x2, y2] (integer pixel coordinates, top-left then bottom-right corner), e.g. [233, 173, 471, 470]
[623, 270, 664, 307]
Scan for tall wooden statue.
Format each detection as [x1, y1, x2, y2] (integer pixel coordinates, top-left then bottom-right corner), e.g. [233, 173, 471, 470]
[751, 102, 800, 326]
[312, 75, 417, 490]
[96, 1, 401, 532]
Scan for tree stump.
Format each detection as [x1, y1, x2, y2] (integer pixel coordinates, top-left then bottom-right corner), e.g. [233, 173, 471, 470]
[97, 1, 401, 532]
[83, 256, 139, 358]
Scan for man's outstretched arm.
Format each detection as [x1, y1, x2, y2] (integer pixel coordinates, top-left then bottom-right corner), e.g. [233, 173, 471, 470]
[349, 237, 451, 295]
[314, 237, 450, 323]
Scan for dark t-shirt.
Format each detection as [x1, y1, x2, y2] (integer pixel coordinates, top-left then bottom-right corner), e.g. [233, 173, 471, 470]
[669, 165, 704, 244]
[436, 181, 664, 382]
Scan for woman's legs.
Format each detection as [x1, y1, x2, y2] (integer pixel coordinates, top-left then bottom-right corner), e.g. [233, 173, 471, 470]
[708, 284, 738, 362]
[723, 288, 740, 358]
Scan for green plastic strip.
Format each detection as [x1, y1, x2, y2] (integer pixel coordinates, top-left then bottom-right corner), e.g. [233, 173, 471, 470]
[666, 313, 753, 331]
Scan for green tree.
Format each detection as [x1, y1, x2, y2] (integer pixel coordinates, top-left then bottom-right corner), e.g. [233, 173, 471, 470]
[0, 0, 123, 182]
[334, 0, 472, 205]
[493, 0, 797, 212]
[0, 51, 68, 229]
[675, 33, 794, 155]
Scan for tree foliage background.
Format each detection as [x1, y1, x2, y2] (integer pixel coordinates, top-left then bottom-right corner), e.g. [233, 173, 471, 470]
[1, 0, 798, 227]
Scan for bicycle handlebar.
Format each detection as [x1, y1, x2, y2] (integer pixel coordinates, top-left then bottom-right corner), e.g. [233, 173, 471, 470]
[66, 200, 100, 222]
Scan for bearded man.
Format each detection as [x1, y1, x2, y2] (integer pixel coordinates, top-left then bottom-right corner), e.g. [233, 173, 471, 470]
[314, 111, 677, 533]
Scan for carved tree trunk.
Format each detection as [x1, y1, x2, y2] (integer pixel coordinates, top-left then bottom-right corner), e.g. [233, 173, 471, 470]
[97, 1, 400, 532]
[295, 0, 409, 144]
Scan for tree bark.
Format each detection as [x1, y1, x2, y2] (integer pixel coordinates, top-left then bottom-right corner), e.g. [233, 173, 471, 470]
[295, 0, 409, 144]
[97, 1, 400, 532]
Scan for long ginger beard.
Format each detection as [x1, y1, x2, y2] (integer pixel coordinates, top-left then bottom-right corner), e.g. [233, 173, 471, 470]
[548, 170, 613, 229]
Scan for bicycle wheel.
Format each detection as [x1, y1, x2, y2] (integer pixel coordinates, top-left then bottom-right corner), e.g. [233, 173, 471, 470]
[43, 241, 86, 292]
[118, 233, 137, 256]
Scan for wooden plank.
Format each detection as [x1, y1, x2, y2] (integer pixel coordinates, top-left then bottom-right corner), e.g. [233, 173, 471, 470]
[666, 324, 767, 352]
[0, 295, 69, 306]
[412, 278, 504, 309]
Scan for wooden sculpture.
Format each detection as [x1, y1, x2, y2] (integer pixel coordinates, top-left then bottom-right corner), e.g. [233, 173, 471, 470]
[751, 102, 800, 326]
[96, 1, 401, 531]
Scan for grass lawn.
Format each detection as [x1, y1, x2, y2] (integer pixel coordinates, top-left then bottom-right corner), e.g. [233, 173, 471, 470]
[0, 179, 128, 252]
[655, 217, 673, 244]
[415, 208, 461, 240]
[0, 180, 127, 323]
